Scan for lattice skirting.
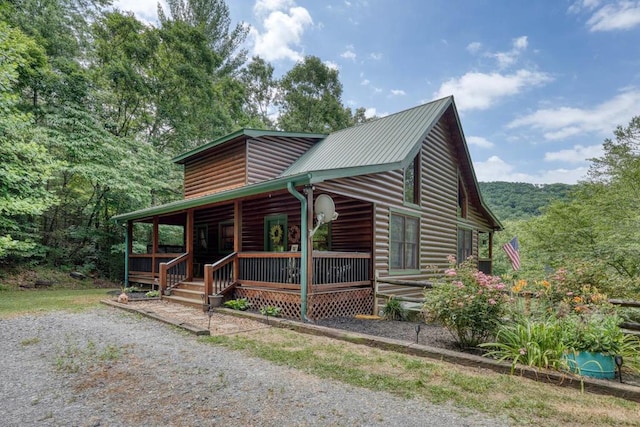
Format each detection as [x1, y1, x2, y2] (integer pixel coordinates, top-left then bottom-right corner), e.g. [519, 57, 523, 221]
[234, 287, 373, 320]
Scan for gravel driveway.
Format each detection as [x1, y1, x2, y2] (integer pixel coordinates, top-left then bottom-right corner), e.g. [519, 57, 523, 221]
[0, 306, 508, 426]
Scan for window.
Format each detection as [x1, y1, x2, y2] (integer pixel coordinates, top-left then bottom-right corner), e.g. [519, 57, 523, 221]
[458, 178, 467, 218]
[218, 221, 234, 252]
[457, 228, 472, 263]
[390, 213, 419, 270]
[404, 154, 420, 204]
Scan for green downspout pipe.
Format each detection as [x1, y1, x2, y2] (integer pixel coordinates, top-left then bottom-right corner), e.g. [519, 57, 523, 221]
[287, 181, 310, 322]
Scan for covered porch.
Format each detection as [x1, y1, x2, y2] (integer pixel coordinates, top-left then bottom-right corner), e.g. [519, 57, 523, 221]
[118, 184, 375, 320]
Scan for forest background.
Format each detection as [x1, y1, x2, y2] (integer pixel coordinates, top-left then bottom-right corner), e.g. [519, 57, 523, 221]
[1, 0, 639, 299]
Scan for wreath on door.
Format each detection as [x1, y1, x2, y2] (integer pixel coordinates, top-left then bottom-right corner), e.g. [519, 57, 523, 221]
[269, 224, 284, 245]
[288, 225, 301, 244]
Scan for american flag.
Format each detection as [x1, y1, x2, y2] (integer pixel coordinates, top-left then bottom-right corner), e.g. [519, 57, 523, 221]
[502, 236, 521, 271]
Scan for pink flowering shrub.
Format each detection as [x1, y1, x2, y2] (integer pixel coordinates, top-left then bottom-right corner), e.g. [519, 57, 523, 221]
[423, 256, 509, 348]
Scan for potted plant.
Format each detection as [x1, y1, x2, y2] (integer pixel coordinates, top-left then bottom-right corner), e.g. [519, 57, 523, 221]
[560, 312, 624, 379]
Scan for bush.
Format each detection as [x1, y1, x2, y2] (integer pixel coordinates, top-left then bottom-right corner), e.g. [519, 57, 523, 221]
[223, 298, 250, 311]
[480, 317, 568, 372]
[382, 296, 407, 321]
[423, 257, 508, 348]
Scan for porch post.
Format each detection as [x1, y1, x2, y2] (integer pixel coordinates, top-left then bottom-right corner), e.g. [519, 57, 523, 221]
[124, 221, 132, 286]
[186, 209, 194, 279]
[233, 200, 242, 280]
[152, 217, 159, 279]
[287, 182, 310, 321]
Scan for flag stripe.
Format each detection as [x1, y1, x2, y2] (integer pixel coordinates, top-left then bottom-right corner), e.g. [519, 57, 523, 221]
[502, 237, 520, 271]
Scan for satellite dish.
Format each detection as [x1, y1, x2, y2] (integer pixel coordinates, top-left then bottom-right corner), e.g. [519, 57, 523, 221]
[310, 194, 339, 237]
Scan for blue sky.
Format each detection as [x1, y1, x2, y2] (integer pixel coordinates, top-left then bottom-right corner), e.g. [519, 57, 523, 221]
[115, 0, 640, 184]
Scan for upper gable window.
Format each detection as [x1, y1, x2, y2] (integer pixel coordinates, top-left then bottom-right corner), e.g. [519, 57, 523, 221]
[404, 154, 420, 205]
[458, 177, 467, 218]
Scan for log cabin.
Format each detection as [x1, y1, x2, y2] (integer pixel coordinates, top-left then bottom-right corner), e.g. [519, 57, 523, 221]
[112, 96, 502, 320]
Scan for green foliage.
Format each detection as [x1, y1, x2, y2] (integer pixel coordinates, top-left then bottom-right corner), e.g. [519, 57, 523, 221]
[277, 55, 352, 133]
[560, 313, 626, 355]
[478, 182, 574, 221]
[145, 290, 160, 298]
[0, 23, 58, 260]
[260, 306, 282, 317]
[223, 298, 250, 311]
[423, 257, 509, 348]
[382, 296, 408, 321]
[524, 116, 640, 296]
[480, 317, 568, 372]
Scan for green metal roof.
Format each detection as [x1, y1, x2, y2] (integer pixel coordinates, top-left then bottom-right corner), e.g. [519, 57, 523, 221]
[172, 128, 327, 164]
[281, 96, 452, 178]
[112, 173, 312, 222]
[114, 96, 501, 230]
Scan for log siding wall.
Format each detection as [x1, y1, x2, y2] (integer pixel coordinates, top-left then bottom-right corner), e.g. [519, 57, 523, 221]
[183, 141, 246, 199]
[316, 115, 492, 281]
[247, 136, 316, 184]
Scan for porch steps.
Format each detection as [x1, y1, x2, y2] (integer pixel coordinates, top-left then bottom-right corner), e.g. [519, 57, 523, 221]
[164, 280, 206, 309]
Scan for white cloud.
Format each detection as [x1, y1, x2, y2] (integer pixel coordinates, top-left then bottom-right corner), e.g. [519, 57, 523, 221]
[114, 0, 167, 24]
[434, 69, 553, 111]
[466, 136, 495, 148]
[364, 107, 377, 118]
[250, 2, 313, 62]
[369, 52, 383, 60]
[361, 79, 370, 85]
[508, 89, 640, 140]
[341, 45, 357, 61]
[569, 0, 640, 31]
[466, 42, 482, 54]
[324, 60, 339, 70]
[390, 89, 406, 96]
[254, 0, 295, 15]
[544, 144, 604, 163]
[474, 156, 587, 184]
[489, 36, 528, 68]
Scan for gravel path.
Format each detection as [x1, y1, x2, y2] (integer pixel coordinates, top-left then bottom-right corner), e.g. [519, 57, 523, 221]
[0, 307, 509, 427]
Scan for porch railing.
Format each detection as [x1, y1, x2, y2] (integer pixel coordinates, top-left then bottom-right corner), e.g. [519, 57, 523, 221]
[159, 253, 189, 293]
[203, 252, 237, 297]
[128, 253, 184, 284]
[313, 252, 371, 288]
[237, 251, 371, 290]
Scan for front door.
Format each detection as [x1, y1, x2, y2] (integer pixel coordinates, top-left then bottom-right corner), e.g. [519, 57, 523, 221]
[264, 214, 287, 252]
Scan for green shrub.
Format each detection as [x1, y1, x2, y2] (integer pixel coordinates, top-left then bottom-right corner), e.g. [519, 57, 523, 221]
[260, 306, 282, 317]
[423, 256, 508, 348]
[382, 296, 407, 321]
[145, 290, 160, 298]
[480, 317, 567, 371]
[223, 298, 250, 311]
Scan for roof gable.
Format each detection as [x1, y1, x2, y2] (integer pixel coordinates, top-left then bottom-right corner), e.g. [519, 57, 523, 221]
[281, 96, 452, 178]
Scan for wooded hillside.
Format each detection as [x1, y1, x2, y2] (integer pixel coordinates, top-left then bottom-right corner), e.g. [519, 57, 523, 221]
[478, 182, 575, 221]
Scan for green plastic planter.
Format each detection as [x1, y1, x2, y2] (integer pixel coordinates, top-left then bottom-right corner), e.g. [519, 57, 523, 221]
[564, 351, 616, 379]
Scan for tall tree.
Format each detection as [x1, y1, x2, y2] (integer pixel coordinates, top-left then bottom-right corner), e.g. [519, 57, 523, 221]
[525, 116, 640, 294]
[277, 56, 352, 133]
[0, 23, 57, 260]
[240, 56, 277, 128]
[150, 0, 250, 153]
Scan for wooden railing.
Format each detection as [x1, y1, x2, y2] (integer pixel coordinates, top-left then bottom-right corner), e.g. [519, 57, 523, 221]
[312, 252, 371, 288]
[159, 253, 189, 294]
[129, 253, 184, 284]
[203, 252, 237, 297]
[237, 251, 371, 290]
